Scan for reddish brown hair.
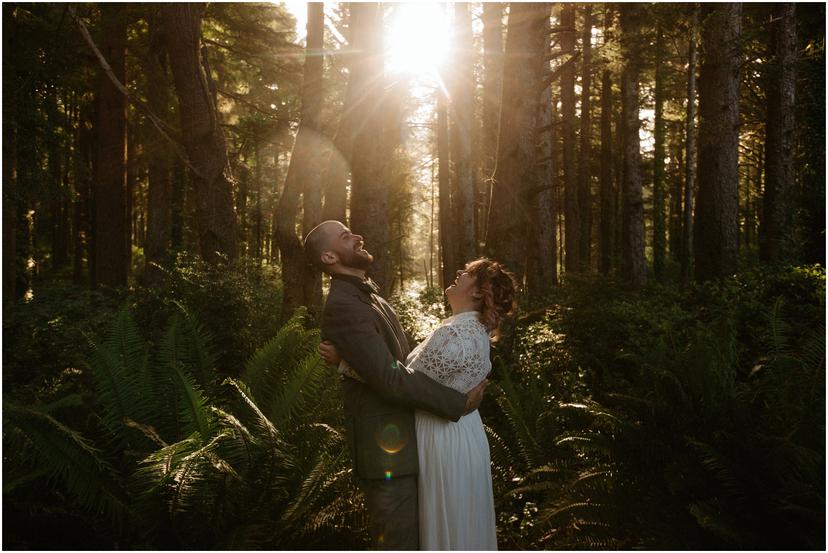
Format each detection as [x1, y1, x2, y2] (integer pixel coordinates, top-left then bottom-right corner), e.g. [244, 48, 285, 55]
[466, 258, 518, 339]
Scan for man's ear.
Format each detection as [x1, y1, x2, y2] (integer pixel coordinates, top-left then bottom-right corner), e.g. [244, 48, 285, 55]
[321, 251, 337, 266]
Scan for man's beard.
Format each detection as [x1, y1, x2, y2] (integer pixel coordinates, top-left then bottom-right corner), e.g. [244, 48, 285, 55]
[340, 248, 373, 270]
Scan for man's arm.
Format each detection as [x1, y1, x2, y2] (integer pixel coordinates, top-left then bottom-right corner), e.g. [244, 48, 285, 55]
[323, 301, 470, 422]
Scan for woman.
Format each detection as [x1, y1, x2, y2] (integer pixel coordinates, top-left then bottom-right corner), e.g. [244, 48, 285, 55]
[320, 258, 518, 550]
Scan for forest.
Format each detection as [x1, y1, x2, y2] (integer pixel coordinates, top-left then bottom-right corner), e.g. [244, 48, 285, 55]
[2, 2, 825, 550]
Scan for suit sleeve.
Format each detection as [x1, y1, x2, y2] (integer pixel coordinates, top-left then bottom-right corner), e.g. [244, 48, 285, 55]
[322, 299, 467, 422]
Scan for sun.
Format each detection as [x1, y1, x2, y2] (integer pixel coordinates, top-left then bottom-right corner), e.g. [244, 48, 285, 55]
[386, 3, 451, 80]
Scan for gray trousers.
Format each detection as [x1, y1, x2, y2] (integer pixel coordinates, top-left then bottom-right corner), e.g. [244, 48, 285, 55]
[359, 475, 419, 550]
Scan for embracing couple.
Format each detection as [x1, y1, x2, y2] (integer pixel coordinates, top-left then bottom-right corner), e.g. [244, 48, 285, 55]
[304, 220, 517, 551]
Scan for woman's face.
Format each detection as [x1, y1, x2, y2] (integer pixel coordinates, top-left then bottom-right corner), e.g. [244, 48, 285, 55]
[445, 265, 479, 305]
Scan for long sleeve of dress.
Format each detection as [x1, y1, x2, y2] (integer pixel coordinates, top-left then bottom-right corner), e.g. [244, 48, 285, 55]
[407, 316, 491, 394]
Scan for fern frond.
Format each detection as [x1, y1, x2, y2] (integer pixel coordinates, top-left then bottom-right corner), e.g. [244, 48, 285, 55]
[159, 316, 214, 439]
[4, 403, 129, 523]
[491, 379, 543, 469]
[86, 309, 155, 445]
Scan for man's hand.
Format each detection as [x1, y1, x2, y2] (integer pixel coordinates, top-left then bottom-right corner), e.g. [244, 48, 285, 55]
[318, 340, 342, 365]
[463, 378, 488, 415]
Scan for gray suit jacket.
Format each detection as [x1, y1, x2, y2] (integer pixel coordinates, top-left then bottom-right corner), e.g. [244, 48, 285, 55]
[321, 274, 467, 480]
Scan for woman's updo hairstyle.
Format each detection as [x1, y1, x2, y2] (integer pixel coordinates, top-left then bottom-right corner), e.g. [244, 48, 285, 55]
[466, 258, 518, 340]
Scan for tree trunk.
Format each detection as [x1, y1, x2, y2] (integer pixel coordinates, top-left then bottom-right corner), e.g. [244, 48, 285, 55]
[163, 3, 238, 265]
[300, 3, 325, 316]
[681, 5, 698, 286]
[170, 154, 186, 252]
[561, 4, 579, 273]
[278, 2, 325, 321]
[2, 4, 17, 303]
[619, 4, 647, 288]
[486, 2, 550, 282]
[93, 4, 128, 289]
[480, 2, 503, 246]
[48, 94, 70, 271]
[321, 3, 360, 223]
[144, 11, 172, 285]
[526, 11, 557, 296]
[653, 21, 666, 280]
[669, 127, 684, 260]
[694, 3, 741, 281]
[437, 87, 454, 291]
[759, 3, 796, 262]
[450, 2, 477, 264]
[577, 4, 593, 271]
[349, 3, 393, 292]
[599, 7, 614, 276]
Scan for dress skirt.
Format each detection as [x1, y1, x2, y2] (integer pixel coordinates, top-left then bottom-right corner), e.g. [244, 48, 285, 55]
[415, 408, 498, 550]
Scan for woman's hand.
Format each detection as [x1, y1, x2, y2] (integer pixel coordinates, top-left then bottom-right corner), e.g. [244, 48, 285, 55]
[318, 340, 342, 365]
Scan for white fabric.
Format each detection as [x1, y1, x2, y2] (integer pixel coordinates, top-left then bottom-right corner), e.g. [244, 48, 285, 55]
[408, 311, 498, 550]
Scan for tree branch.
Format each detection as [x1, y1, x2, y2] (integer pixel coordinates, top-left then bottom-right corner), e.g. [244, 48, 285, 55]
[68, 5, 204, 179]
[538, 52, 582, 93]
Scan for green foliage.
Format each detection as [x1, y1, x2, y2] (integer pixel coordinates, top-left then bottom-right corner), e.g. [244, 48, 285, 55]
[485, 264, 826, 549]
[130, 254, 284, 373]
[4, 306, 366, 550]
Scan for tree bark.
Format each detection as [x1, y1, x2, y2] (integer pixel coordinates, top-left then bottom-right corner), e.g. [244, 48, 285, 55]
[278, 2, 325, 321]
[694, 3, 741, 281]
[681, 5, 698, 286]
[163, 3, 238, 265]
[619, 4, 647, 288]
[437, 87, 453, 291]
[653, 21, 666, 280]
[486, 2, 550, 282]
[599, 7, 614, 276]
[450, 2, 477, 264]
[321, 3, 359, 223]
[481, 2, 503, 246]
[93, 4, 128, 289]
[2, 4, 17, 303]
[349, 3, 393, 292]
[144, 9, 172, 285]
[526, 10, 557, 296]
[577, 4, 593, 271]
[560, 4, 579, 273]
[759, 3, 796, 262]
[301, 2, 325, 317]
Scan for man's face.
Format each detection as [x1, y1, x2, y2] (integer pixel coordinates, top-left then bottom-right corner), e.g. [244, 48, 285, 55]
[325, 223, 373, 270]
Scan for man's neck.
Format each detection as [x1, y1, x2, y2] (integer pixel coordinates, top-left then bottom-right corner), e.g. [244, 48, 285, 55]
[329, 266, 367, 280]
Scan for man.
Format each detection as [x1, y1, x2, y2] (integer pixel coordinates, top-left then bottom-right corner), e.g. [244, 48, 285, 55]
[304, 220, 487, 550]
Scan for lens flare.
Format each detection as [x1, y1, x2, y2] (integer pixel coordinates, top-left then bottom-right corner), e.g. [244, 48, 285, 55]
[376, 423, 406, 454]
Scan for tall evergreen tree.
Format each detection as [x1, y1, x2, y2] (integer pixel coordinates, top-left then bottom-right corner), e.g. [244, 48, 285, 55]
[279, 2, 324, 321]
[449, 2, 477, 263]
[695, 3, 741, 281]
[561, 4, 579, 273]
[681, 5, 698, 285]
[480, 2, 503, 246]
[619, 4, 647, 288]
[599, 7, 615, 276]
[577, 5, 593, 270]
[163, 3, 239, 265]
[652, 20, 667, 280]
[92, 4, 128, 288]
[486, 2, 550, 281]
[759, 3, 796, 262]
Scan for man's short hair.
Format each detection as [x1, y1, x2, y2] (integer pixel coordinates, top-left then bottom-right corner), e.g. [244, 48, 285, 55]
[303, 220, 339, 272]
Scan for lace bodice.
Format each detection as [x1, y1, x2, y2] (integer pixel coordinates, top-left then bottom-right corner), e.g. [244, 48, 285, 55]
[405, 311, 491, 394]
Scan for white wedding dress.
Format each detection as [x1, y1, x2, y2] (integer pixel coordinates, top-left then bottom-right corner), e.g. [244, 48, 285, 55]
[406, 311, 498, 550]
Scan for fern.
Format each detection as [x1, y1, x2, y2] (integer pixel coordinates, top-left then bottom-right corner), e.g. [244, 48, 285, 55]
[86, 309, 155, 446]
[4, 403, 129, 523]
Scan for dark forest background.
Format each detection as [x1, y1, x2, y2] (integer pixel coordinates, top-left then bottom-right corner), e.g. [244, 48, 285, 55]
[3, 2, 825, 549]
